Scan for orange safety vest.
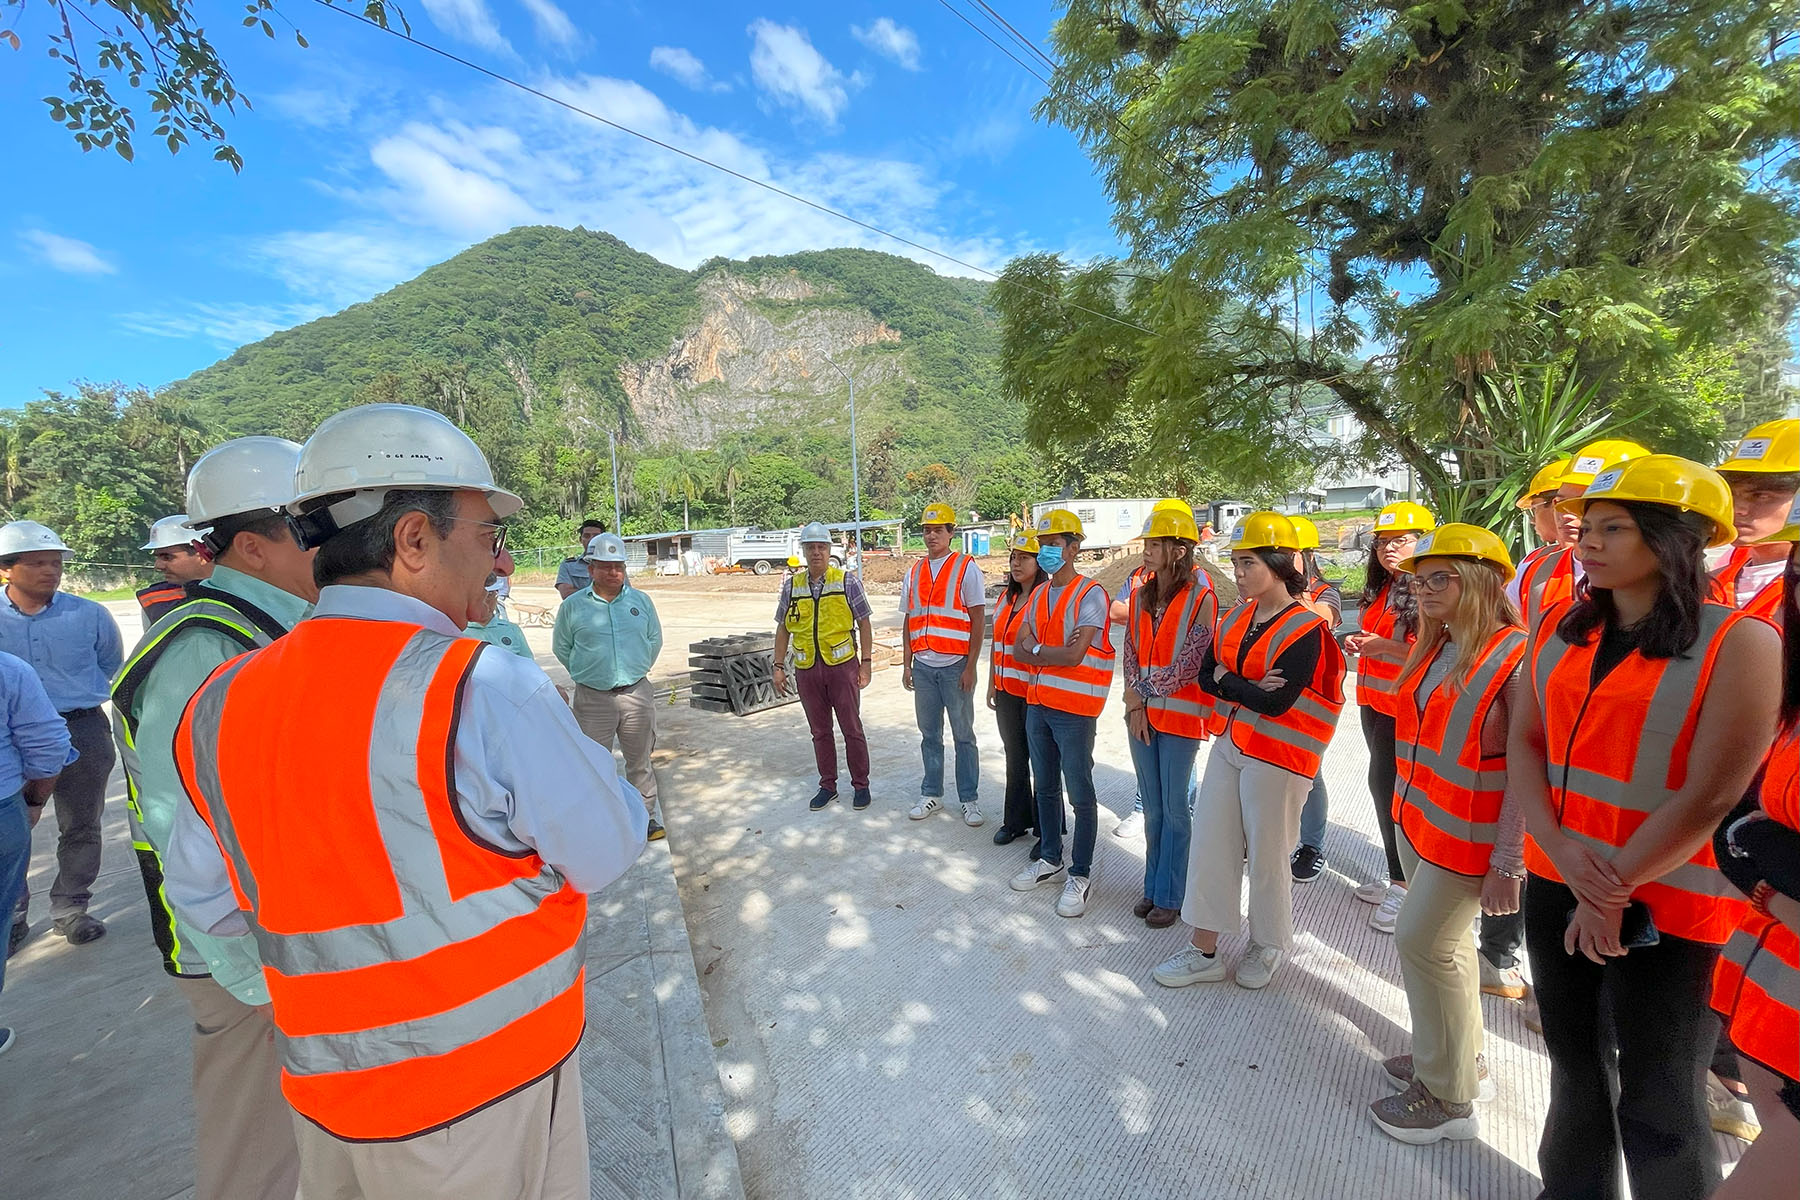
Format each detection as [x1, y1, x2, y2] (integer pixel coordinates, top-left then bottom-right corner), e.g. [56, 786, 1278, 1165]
[1711, 546, 1787, 626]
[1207, 601, 1346, 778]
[1711, 726, 1800, 1083]
[135, 580, 189, 623]
[1024, 576, 1115, 717]
[174, 619, 588, 1141]
[1128, 570, 1216, 740]
[1518, 545, 1577, 629]
[991, 589, 1032, 698]
[1392, 628, 1527, 877]
[1523, 601, 1750, 944]
[1354, 585, 1409, 716]
[905, 553, 976, 657]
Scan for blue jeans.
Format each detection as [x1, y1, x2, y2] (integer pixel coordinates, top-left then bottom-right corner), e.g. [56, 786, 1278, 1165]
[1026, 704, 1099, 877]
[1297, 773, 1328, 851]
[0, 791, 28, 1000]
[913, 661, 979, 803]
[1129, 730, 1199, 908]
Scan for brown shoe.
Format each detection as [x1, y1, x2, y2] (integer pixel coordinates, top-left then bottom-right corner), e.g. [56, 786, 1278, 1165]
[1132, 897, 1155, 918]
[1145, 906, 1180, 928]
[1383, 1052, 1493, 1102]
[1369, 1079, 1478, 1145]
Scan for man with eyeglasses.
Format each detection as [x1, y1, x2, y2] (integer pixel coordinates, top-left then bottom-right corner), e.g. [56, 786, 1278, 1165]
[554, 531, 667, 840]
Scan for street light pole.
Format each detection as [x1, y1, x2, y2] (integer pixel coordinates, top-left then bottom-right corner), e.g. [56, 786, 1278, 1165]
[819, 354, 862, 544]
[608, 429, 623, 533]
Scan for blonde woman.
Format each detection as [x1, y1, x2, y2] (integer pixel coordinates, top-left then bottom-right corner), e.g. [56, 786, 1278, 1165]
[1367, 525, 1525, 1144]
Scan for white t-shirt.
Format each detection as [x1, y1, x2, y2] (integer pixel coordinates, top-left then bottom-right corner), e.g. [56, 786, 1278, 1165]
[900, 553, 988, 668]
[1736, 558, 1785, 608]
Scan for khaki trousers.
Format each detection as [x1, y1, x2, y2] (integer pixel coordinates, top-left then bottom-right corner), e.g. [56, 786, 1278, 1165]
[174, 975, 300, 1200]
[1394, 838, 1486, 1104]
[572, 679, 659, 814]
[1180, 736, 1309, 950]
[293, 1055, 588, 1200]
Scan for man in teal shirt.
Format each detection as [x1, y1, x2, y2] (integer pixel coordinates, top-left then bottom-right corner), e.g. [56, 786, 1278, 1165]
[554, 532, 665, 838]
[111, 437, 316, 1200]
[465, 546, 535, 659]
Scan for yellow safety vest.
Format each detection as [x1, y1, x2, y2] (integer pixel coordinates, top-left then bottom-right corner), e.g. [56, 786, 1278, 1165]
[785, 567, 857, 669]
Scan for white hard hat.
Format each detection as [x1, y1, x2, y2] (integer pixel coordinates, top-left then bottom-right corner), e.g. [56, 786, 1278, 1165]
[186, 437, 305, 527]
[0, 520, 73, 558]
[583, 533, 627, 563]
[287, 405, 522, 532]
[798, 522, 833, 544]
[143, 514, 204, 551]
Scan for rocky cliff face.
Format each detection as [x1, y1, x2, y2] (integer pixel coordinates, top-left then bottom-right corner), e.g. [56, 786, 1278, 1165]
[618, 270, 904, 445]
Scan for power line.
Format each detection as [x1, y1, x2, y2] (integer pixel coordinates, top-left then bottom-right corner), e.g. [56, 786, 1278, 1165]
[308, 0, 1154, 337]
[967, 0, 1060, 75]
[930, 0, 1053, 88]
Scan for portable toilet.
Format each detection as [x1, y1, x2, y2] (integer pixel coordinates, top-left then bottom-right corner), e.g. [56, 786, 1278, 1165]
[963, 529, 991, 556]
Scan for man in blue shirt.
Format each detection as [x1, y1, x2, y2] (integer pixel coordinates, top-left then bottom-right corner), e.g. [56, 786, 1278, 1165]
[554, 532, 666, 839]
[0, 648, 76, 1054]
[554, 518, 608, 599]
[0, 521, 122, 954]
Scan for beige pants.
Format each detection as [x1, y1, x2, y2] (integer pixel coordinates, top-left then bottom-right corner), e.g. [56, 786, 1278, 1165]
[572, 678, 659, 814]
[293, 1055, 588, 1200]
[1395, 838, 1486, 1104]
[1181, 735, 1309, 950]
[175, 975, 300, 1200]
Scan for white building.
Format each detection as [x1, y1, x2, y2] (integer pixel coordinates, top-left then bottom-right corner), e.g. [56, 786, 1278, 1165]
[1280, 407, 1413, 513]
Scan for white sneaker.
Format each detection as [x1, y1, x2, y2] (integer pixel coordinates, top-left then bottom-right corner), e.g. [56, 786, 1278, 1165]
[909, 796, 943, 821]
[1707, 1071, 1761, 1142]
[1354, 878, 1391, 904]
[1233, 942, 1284, 990]
[1056, 876, 1091, 917]
[1153, 944, 1228, 987]
[961, 801, 985, 828]
[1011, 859, 1068, 891]
[1370, 884, 1407, 934]
[1112, 811, 1143, 839]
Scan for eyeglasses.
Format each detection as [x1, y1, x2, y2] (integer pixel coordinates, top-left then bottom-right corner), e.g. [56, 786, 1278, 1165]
[1414, 570, 1460, 594]
[449, 518, 509, 557]
[1376, 531, 1421, 545]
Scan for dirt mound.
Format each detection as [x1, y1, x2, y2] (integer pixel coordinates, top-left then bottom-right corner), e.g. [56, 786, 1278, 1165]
[1088, 553, 1238, 608]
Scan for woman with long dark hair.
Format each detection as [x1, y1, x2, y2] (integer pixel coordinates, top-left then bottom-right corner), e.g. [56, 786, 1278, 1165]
[1122, 507, 1215, 927]
[1344, 501, 1433, 933]
[988, 532, 1048, 850]
[1709, 495, 1800, 1199]
[1509, 456, 1779, 1200]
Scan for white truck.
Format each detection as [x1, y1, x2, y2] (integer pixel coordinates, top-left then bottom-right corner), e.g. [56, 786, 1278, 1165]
[725, 528, 846, 574]
[1030, 499, 1162, 553]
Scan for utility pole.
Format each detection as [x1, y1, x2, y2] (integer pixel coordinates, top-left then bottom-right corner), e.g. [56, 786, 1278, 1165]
[819, 355, 862, 560]
[608, 430, 623, 533]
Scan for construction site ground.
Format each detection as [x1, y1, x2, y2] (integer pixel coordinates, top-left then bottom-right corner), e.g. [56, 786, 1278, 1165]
[3, 579, 1743, 1199]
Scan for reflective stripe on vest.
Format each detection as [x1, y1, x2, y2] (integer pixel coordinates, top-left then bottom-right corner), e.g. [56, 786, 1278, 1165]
[174, 620, 587, 1141]
[1354, 587, 1407, 716]
[1711, 546, 1786, 625]
[784, 567, 857, 669]
[110, 595, 285, 979]
[1710, 727, 1800, 1081]
[992, 591, 1032, 698]
[1391, 628, 1526, 877]
[1519, 546, 1576, 632]
[1025, 577, 1115, 717]
[1209, 602, 1346, 778]
[1129, 571, 1215, 739]
[1523, 601, 1748, 944]
[905, 553, 975, 657]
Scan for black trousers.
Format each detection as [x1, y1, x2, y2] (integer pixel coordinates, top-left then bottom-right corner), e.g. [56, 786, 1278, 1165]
[1359, 705, 1404, 881]
[993, 690, 1036, 836]
[1525, 874, 1721, 1200]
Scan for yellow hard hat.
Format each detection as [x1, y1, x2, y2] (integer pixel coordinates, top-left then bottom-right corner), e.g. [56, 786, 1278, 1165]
[1516, 458, 1573, 509]
[1289, 514, 1321, 550]
[1717, 418, 1799, 475]
[1230, 511, 1301, 552]
[1142, 508, 1199, 541]
[1035, 509, 1085, 540]
[1008, 531, 1041, 554]
[1557, 454, 1736, 547]
[1559, 439, 1651, 489]
[1152, 498, 1195, 520]
[921, 502, 957, 526]
[787, 555, 801, 568]
[1764, 493, 1799, 544]
[1375, 501, 1436, 534]
[1398, 523, 1516, 582]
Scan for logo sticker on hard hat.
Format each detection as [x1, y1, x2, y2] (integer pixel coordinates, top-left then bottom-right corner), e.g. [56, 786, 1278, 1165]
[1573, 455, 1605, 475]
[1588, 467, 1624, 494]
[1735, 438, 1771, 461]
[1036, 518, 1051, 532]
[1378, 512, 1397, 527]
[1231, 525, 1246, 542]
[1413, 534, 1434, 556]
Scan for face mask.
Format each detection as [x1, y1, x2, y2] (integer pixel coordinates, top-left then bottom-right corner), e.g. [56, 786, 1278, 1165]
[1037, 545, 1065, 573]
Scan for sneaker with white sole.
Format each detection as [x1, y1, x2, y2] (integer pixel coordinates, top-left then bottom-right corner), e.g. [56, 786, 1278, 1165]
[1354, 878, 1391, 904]
[1112, 811, 1143, 839]
[1055, 876, 1091, 917]
[1011, 859, 1068, 891]
[961, 801, 985, 827]
[1369, 1079, 1478, 1145]
[1383, 1052, 1496, 1103]
[1478, 957, 1527, 999]
[1153, 944, 1228, 987]
[909, 796, 943, 821]
[1370, 883, 1407, 934]
[1234, 942, 1283, 990]
[1706, 1071, 1761, 1142]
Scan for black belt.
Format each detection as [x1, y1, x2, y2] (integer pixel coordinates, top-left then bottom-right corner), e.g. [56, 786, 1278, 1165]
[584, 678, 646, 694]
[59, 706, 102, 720]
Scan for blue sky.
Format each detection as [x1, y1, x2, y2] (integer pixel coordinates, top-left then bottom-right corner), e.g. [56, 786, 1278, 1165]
[3, 1, 1123, 405]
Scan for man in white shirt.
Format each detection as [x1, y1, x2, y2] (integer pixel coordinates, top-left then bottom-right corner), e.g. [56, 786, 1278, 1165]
[900, 503, 986, 827]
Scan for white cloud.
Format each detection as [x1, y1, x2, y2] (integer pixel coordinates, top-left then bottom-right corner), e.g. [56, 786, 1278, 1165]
[368, 121, 540, 236]
[418, 0, 510, 53]
[120, 302, 329, 346]
[650, 46, 729, 93]
[20, 229, 117, 275]
[518, 0, 581, 49]
[748, 20, 860, 124]
[851, 17, 921, 70]
[250, 230, 448, 308]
